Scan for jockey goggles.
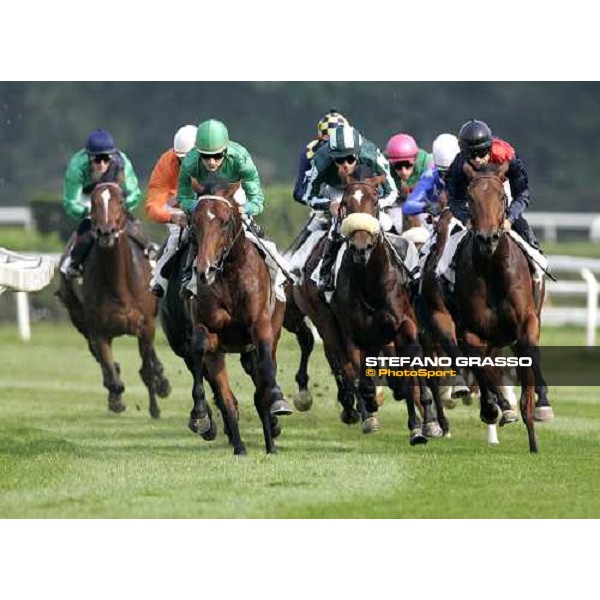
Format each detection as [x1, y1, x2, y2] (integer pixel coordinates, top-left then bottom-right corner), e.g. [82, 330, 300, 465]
[467, 148, 490, 159]
[92, 153, 112, 164]
[334, 155, 357, 165]
[200, 151, 226, 160]
[392, 160, 414, 170]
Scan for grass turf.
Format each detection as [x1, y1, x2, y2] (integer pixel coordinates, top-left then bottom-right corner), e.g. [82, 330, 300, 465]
[0, 323, 598, 518]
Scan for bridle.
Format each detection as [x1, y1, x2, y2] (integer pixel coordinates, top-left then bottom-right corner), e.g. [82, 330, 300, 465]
[339, 180, 380, 222]
[467, 174, 508, 241]
[193, 194, 244, 276]
[91, 182, 126, 241]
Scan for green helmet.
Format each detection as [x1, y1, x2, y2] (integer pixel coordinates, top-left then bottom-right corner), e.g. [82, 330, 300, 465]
[196, 119, 229, 154]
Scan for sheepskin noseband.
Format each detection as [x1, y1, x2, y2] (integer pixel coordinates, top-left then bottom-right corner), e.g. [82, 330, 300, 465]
[340, 213, 380, 238]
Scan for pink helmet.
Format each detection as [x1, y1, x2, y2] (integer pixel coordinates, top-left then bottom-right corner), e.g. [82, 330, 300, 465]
[385, 133, 419, 164]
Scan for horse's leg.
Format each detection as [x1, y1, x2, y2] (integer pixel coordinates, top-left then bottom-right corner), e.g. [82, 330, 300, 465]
[205, 352, 247, 455]
[462, 332, 500, 426]
[514, 313, 544, 453]
[357, 347, 380, 434]
[249, 318, 282, 453]
[293, 319, 315, 412]
[136, 323, 161, 419]
[241, 349, 280, 440]
[395, 327, 429, 446]
[187, 324, 214, 438]
[92, 336, 126, 413]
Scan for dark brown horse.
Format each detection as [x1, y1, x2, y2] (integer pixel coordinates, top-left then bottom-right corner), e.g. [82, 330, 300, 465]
[58, 182, 170, 417]
[331, 173, 445, 444]
[434, 163, 551, 452]
[161, 176, 290, 455]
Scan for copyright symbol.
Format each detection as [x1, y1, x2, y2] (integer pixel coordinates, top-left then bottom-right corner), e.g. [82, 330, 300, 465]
[366, 369, 376, 377]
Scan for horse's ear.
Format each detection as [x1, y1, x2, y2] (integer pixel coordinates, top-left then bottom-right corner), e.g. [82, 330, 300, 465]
[498, 161, 509, 181]
[339, 171, 353, 187]
[462, 162, 477, 181]
[191, 177, 205, 195]
[226, 181, 241, 198]
[366, 174, 386, 188]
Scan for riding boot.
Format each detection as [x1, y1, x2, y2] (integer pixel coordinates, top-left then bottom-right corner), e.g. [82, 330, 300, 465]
[317, 236, 342, 292]
[512, 216, 544, 255]
[67, 220, 94, 278]
[180, 238, 197, 290]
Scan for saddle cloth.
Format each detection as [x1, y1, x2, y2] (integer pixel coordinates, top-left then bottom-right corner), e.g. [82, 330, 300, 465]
[436, 221, 548, 289]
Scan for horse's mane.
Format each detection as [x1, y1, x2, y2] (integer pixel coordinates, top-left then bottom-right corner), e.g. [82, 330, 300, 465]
[196, 173, 232, 196]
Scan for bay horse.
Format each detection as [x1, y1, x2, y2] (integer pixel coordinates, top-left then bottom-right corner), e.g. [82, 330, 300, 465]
[451, 163, 552, 452]
[160, 176, 291, 455]
[331, 172, 444, 444]
[58, 182, 171, 417]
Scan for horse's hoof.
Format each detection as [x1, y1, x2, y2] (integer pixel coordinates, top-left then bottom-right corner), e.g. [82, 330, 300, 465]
[440, 386, 457, 409]
[362, 416, 380, 434]
[201, 418, 217, 441]
[108, 398, 126, 413]
[451, 385, 471, 400]
[293, 390, 313, 412]
[424, 421, 444, 438]
[534, 406, 554, 422]
[444, 431, 452, 439]
[188, 415, 211, 436]
[375, 386, 385, 407]
[409, 429, 428, 445]
[462, 394, 474, 406]
[149, 406, 161, 420]
[234, 446, 247, 456]
[499, 409, 519, 427]
[155, 378, 171, 399]
[271, 421, 282, 439]
[340, 408, 360, 425]
[270, 398, 294, 416]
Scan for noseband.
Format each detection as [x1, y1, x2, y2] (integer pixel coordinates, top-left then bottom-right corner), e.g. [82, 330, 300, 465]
[339, 181, 380, 222]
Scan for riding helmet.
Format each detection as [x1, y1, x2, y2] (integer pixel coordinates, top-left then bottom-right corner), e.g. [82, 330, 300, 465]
[458, 119, 493, 152]
[328, 125, 363, 158]
[196, 119, 229, 154]
[85, 129, 116, 155]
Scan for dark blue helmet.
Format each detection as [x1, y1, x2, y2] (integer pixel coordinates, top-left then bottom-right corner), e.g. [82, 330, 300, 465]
[85, 129, 116, 155]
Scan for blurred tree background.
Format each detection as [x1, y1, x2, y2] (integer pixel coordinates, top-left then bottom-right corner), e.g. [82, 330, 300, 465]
[1, 81, 599, 248]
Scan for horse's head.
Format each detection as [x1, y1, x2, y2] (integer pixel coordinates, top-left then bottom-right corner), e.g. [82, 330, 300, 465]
[338, 172, 385, 264]
[464, 162, 509, 255]
[190, 175, 242, 285]
[90, 183, 126, 248]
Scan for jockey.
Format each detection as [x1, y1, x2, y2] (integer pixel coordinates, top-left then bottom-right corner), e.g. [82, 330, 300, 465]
[178, 119, 288, 295]
[178, 119, 264, 217]
[403, 133, 461, 219]
[62, 128, 143, 278]
[447, 119, 542, 252]
[145, 124, 197, 297]
[292, 109, 349, 204]
[384, 133, 434, 201]
[301, 125, 398, 293]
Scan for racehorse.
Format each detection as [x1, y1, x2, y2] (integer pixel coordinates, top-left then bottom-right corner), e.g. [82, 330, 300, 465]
[331, 172, 444, 444]
[448, 163, 551, 452]
[160, 175, 290, 455]
[58, 182, 171, 418]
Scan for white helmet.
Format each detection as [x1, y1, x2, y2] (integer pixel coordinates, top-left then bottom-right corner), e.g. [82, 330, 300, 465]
[173, 125, 198, 158]
[432, 133, 460, 170]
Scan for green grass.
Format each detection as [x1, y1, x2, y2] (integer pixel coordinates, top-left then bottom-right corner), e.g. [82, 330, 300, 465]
[0, 323, 599, 518]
